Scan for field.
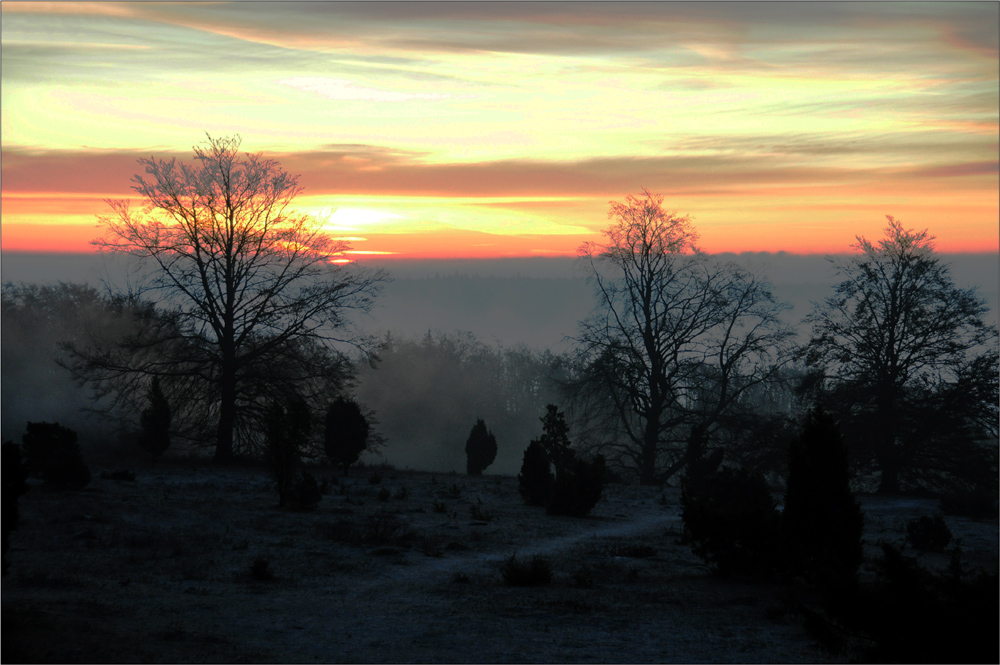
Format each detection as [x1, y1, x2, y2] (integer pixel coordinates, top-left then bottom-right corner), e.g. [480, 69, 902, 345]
[3, 464, 997, 663]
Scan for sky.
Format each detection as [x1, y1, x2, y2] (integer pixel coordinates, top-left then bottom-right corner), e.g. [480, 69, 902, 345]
[1, 1, 998, 258]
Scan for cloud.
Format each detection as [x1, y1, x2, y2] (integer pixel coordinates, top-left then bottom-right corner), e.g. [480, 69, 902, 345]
[9, 1, 995, 61]
[278, 77, 455, 103]
[3, 143, 997, 201]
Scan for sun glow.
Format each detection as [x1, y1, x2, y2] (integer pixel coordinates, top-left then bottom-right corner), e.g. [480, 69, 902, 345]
[1, 2, 996, 258]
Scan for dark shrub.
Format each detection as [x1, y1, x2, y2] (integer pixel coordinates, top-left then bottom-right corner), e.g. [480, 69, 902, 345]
[469, 502, 493, 522]
[499, 553, 552, 586]
[100, 469, 136, 482]
[940, 488, 998, 519]
[465, 418, 497, 476]
[249, 557, 274, 581]
[265, 397, 311, 507]
[23, 422, 91, 491]
[547, 455, 605, 517]
[906, 515, 952, 552]
[377, 487, 391, 502]
[839, 544, 1000, 663]
[781, 406, 864, 585]
[518, 440, 553, 506]
[138, 377, 171, 465]
[681, 467, 780, 577]
[286, 471, 322, 511]
[324, 397, 369, 476]
[2, 442, 30, 574]
[21, 421, 76, 476]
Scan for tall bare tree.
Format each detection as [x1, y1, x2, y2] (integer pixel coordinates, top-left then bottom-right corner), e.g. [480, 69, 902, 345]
[803, 217, 997, 493]
[82, 134, 385, 462]
[571, 189, 794, 485]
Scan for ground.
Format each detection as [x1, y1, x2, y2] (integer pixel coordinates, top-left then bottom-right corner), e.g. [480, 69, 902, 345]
[3, 464, 997, 663]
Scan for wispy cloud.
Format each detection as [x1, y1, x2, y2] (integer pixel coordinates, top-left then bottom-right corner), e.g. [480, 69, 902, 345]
[278, 77, 457, 103]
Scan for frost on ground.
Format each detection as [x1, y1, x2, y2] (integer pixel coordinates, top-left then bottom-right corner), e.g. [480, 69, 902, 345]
[3, 465, 996, 663]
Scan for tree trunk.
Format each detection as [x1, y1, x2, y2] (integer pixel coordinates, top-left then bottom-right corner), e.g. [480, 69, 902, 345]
[214, 362, 237, 464]
[875, 390, 900, 494]
[639, 419, 659, 485]
[877, 455, 901, 494]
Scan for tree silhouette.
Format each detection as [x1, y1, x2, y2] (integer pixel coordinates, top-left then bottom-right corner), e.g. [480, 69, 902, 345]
[85, 135, 385, 463]
[324, 397, 369, 476]
[534, 403, 574, 475]
[572, 189, 794, 484]
[139, 377, 171, 465]
[465, 418, 497, 476]
[804, 217, 998, 494]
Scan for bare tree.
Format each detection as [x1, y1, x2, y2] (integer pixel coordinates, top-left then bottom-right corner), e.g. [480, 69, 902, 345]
[571, 189, 794, 485]
[803, 217, 997, 493]
[79, 134, 386, 462]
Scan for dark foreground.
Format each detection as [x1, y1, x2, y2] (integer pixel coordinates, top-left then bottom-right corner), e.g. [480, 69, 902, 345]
[3, 465, 996, 663]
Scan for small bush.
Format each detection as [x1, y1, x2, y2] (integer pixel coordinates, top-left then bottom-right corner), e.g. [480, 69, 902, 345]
[318, 475, 336, 495]
[572, 566, 594, 588]
[377, 487, 391, 502]
[432, 500, 448, 514]
[2, 442, 30, 574]
[940, 489, 998, 519]
[286, 471, 322, 511]
[21, 422, 76, 476]
[368, 470, 383, 485]
[469, 503, 493, 522]
[452, 572, 470, 584]
[608, 543, 656, 559]
[465, 418, 498, 476]
[249, 557, 274, 581]
[906, 515, 952, 552]
[547, 455, 605, 517]
[393, 485, 409, 501]
[20, 422, 90, 490]
[42, 438, 91, 491]
[101, 469, 136, 482]
[499, 553, 552, 586]
[324, 397, 369, 476]
[681, 466, 780, 577]
[447, 482, 462, 498]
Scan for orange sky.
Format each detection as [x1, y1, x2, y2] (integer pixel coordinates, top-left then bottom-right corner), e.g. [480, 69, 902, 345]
[2, 2, 998, 257]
